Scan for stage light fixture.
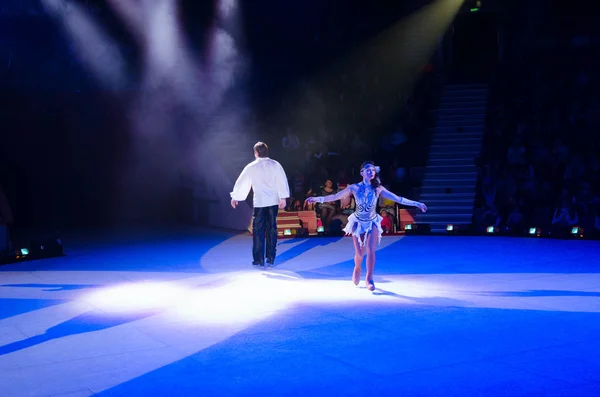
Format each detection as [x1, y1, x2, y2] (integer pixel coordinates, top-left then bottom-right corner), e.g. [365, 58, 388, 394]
[2, 238, 63, 265]
[468, 0, 482, 11]
[316, 219, 325, 234]
[283, 229, 292, 236]
[446, 224, 459, 235]
[406, 224, 431, 235]
[528, 227, 541, 237]
[571, 226, 583, 238]
[486, 226, 495, 234]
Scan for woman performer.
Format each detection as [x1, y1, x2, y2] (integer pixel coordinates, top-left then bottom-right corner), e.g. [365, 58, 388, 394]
[306, 161, 427, 290]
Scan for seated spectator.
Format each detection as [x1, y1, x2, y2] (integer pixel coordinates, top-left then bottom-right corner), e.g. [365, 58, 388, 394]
[529, 136, 550, 167]
[292, 171, 307, 201]
[289, 199, 303, 212]
[507, 137, 526, 172]
[378, 184, 397, 216]
[517, 164, 536, 198]
[483, 205, 501, 228]
[481, 174, 497, 210]
[339, 192, 354, 215]
[330, 195, 355, 231]
[318, 179, 338, 231]
[380, 209, 394, 234]
[506, 202, 525, 232]
[552, 198, 579, 234]
[282, 128, 300, 151]
[303, 197, 317, 211]
[563, 154, 585, 187]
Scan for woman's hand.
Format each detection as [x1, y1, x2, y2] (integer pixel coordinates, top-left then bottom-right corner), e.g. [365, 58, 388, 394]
[416, 202, 427, 212]
[305, 197, 320, 205]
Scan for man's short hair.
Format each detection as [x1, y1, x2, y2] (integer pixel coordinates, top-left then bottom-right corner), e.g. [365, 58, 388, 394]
[254, 142, 269, 158]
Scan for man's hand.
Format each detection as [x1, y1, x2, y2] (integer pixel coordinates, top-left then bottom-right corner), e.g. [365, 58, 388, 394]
[417, 202, 427, 212]
[231, 199, 238, 209]
[279, 199, 287, 210]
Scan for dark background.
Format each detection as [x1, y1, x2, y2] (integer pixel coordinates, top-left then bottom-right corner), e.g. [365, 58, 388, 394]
[0, 0, 436, 231]
[1, 0, 599, 234]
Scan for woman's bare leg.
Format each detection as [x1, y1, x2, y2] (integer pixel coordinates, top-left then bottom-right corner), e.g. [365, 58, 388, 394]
[365, 228, 380, 291]
[351, 235, 365, 286]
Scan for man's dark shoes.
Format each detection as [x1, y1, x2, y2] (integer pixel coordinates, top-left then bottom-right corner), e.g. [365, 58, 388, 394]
[252, 261, 265, 267]
[266, 258, 274, 266]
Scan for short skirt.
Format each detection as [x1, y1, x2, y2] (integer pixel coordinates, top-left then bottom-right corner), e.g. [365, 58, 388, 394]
[342, 213, 383, 247]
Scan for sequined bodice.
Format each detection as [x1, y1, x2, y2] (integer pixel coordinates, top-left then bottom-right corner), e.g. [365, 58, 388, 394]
[354, 182, 378, 222]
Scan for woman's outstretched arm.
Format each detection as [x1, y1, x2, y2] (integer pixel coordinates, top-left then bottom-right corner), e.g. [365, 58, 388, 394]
[306, 186, 352, 204]
[379, 186, 427, 212]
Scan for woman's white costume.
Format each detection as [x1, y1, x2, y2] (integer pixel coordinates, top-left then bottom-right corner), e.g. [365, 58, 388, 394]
[342, 182, 383, 246]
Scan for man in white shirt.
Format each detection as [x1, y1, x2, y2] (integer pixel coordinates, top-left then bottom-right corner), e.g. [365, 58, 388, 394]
[231, 142, 290, 266]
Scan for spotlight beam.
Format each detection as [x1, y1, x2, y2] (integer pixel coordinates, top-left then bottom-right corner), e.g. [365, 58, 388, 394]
[115, 0, 252, 231]
[105, 0, 146, 42]
[273, 0, 465, 138]
[42, 0, 127, 90]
